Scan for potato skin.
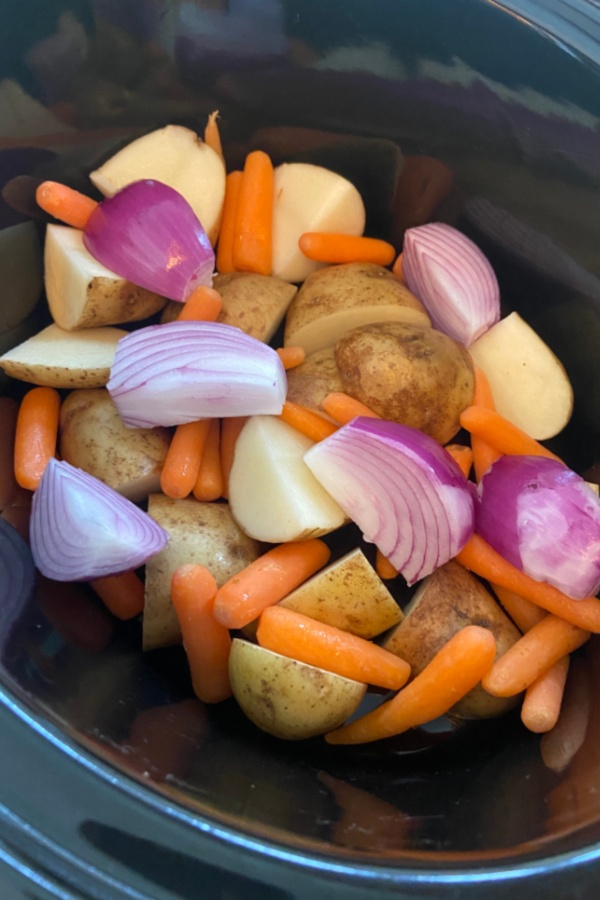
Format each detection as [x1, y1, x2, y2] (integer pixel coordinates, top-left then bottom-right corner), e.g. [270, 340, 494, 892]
[334, 322, 475, 444]
[285, 347, 344, 418]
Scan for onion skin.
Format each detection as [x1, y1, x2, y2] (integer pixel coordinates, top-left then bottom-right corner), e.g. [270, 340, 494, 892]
[30, 459, 169, 582]
[107, 320, 288, 428]
[304, 417, 475, 585]
[477, 455, 600, 600]
[402, 222, 500, 347]
[83, 179, 215, 301]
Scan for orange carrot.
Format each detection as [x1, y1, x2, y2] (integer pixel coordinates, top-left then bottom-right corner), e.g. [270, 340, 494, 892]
[220, 415, 247, 499]
[392, 253, 403, 281]
[204, 110, 224, 163]
[276, 346, 306, 370]
[89, 570, 145, 620]
[445, 443, 473, 479]
[460, 406, 562, 462]
[321, 391, 381, 425]
[14, 387, 61, 491]
[481, 615, 589, 697]
[160, 419, 211, 499]
[233, 150, 274, 276]
[257, 605, 411, 691]
[177, 285, 222, 322]
[470, 367, 502, 480]
[193, 417, 223, 502]
[521, 656, 570, 733]
[326, 625, 496, 745]
[456, 534, 600, 633]
[491, 583, 547, 632]
[280, 400, 338, 443]
[540, 657, 591, 772]
[171, 564, 232, 704]
[375, 548, 399, 580]
[298, 232, 396, 267]
[36, 181, 98, 229]
[213, 539, 331, 630]
[216, 170, 243, 274]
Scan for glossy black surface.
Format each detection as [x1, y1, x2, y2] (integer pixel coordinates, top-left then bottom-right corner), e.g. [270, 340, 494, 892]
[2, 1, 600, 897]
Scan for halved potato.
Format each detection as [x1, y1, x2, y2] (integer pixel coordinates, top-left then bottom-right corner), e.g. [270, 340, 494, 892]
[280, 548, 403, 638]
[229, 638, 366, 740]
[468, 311, 574, 440]
[382, 560, 521, 719]
[144, 496, 260, 650]
[0, 323, 127, 388]
[284, 262, 430, 355]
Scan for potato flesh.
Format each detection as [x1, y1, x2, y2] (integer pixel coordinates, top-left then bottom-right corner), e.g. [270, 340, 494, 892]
[228, 639, 366, 740]
[468, 311, 574, 440]
[228, 415, 347, 543]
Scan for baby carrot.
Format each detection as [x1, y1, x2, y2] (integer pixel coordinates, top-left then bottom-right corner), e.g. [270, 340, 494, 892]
[177, 285, 223, 322]
[482, 615, 590, 697]
[375, 548, 399, 580]
[456, 534, 600, 633]
[298, 233, 396, 267]
[36, 181, 98, 229]
[14, 387, 61, 491]
[160, 419, 211, 499]
[276, 346, 306, 370]
[89, 570, 145, 620]
[220, 415, 247, 499]
[392, 253, 403, 281]
[257, 606, 411, 691]
[280, 400, 338, 443]
[171, 564, 232, 704]
[470, 367, 502, 480]
[521, 656, 570, 733]
[444, 443, 473, 479]
[321, 391, 381, 425]
[326, 625, 496, 745]
[233, 150, 274, 276]
[540, 658, 591, 772]
[213, 539, 331, 630]
[459, 406, 562, 462]
[216, 170, 243, 274]
[204, 110, 224, 163]
[491, 583, 547, 632]
[193, 417, 223, 502]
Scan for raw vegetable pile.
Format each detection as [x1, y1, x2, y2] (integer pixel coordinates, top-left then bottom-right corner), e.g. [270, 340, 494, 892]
[1, 114, 599, 766]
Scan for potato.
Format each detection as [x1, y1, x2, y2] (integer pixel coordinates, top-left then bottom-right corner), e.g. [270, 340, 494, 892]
[334, 322, 475, 444]
[382, 560, 521, 719]
[228, 415, 347, 543]
[468, 311, 573, 440]
[160, 271, 297, 343]
[0, 323, 127, 388]
[59, 389, 171, 502]
[285, 347, 343, 418]
[228, 639, 366, 740]
[143, 496, 260, 650]
[283, 262, 430, 355]
[280, 548, 403, 639]
[45, 225, 166, 331]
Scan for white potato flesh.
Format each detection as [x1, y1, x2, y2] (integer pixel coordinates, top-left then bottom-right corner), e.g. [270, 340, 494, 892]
[271, 163, 366, 283]
[90, 124, 226, 245]
[228, 415, 347, 543]
[0, 323, 127, 388]
[229, 639, 366, 740]
[468, 311, 573, 440]
[44, 225, 165, 330]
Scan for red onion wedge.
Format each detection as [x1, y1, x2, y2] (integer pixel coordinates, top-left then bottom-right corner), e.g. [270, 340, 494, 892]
[402, 222, 500, 347]
[30, 459, 169, 582]
[477, 455, 600, 600]
[83, 179, 215, 301]
[304, 417, 475, 584]
[107, 320, 288, 428]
